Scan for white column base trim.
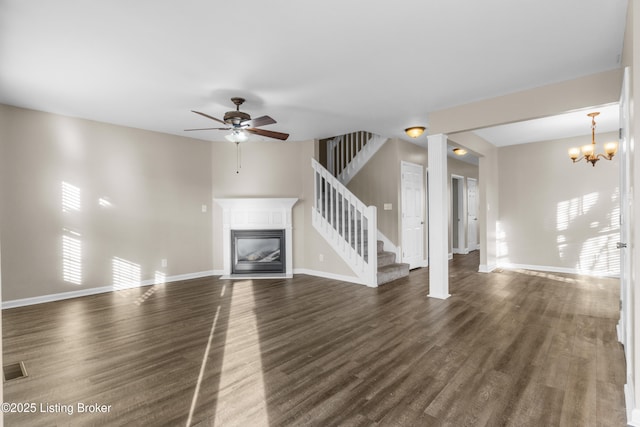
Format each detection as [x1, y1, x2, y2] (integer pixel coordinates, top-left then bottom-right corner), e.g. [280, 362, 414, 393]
[428, 292, 451, 300]
[2, 270, 220, 309]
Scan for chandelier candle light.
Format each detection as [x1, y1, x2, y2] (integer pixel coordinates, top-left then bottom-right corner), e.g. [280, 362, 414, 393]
[568, 112, 617, 167]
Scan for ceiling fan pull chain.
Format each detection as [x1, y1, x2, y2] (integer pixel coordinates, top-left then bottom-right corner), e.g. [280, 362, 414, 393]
[236, 141, 241, 174]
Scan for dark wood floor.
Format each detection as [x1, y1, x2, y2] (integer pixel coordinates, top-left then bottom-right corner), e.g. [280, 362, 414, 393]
[3, 252, 627, 426]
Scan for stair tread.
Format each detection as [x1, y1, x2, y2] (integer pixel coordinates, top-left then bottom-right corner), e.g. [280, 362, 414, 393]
[377, 252, 396, 268]
[377, 262, 410, 286]
[378, 262, 410, 272]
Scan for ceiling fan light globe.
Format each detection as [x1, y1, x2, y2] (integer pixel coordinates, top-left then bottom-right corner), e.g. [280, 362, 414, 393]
[225, 130, 248, 143]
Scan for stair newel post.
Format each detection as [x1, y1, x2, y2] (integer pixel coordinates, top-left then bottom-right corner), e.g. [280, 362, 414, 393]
[366, 205, 378, 287]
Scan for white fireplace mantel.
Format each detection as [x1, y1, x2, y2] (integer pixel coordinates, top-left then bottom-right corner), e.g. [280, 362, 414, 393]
[215, 198, 298, 278]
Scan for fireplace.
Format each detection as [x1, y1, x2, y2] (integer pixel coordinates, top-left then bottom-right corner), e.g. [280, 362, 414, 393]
[215, 198, 297, 279]
[231, 229, 286, 274]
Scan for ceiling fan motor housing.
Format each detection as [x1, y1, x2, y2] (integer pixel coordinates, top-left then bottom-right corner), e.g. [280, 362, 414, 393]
[224, 110, 251, 126]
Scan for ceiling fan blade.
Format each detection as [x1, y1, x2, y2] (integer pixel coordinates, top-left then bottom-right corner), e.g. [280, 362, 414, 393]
[247, 127, 290, 141]
[184, 127, 230, 131]
[191, 110, 226, 125]
[244, 115, 276, 128]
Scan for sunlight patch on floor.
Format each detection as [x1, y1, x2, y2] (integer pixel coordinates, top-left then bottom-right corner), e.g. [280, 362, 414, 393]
[214, 280, 269, 426]
[186, 301, 222, 427]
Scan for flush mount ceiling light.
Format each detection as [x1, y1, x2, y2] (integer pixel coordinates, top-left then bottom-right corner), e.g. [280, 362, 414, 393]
[568, 112, 618, 167]
[405, 126, 426, 138]
[453, 148, 467, 156]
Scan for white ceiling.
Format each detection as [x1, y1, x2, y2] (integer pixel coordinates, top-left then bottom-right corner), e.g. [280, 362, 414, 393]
[0, 0, 628, 145]
[473, 103, 620, 147]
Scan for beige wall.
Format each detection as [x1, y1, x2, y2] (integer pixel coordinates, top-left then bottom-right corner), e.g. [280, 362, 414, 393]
[429, 68, 623, 135]
[209, 138, 354, 277]
[346, 137, 482, 260]
[436, 69, 625, 272]
[448, 156, 479, 253]
[0, 105, 215, 301]
[347, 138, 428, 249]
[0, 105, 356, 303]
[498, 132, 619, 274]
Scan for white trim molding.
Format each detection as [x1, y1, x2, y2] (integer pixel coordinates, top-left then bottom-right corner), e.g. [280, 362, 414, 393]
[214, 197, 298, 279]
[478, 264, 498, 273]
[293, 268, 364, 285]
[2, 270, 219, 309]
[626, 377, 640, 426]
[497, 262, 619, 278]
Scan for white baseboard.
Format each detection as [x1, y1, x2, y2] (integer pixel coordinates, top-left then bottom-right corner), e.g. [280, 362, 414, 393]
[497, 262, 619, 278]
[452, 248, 469, 255]
[448, 253, 453, 260]
[478, 264, 497, 273]
[2, 270, 219, 309]
[293, 268, 366, 286]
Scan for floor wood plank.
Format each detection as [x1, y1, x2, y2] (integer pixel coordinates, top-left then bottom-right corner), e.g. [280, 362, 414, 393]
[2, 252, 627, 426]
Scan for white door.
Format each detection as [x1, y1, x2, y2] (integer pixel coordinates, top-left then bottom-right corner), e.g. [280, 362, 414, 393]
[467, 178, 478, 250]
[618, 67, 632, 380]
[401, 161, 424, 269]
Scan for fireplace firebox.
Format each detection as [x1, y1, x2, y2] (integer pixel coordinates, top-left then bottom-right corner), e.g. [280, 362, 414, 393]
[231, 229, 286, 274]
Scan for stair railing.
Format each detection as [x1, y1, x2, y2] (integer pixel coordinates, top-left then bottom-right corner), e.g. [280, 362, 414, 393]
[327, 131, 372, 176]
[326, 131, 387, 185]
[312, 158, 377, 286]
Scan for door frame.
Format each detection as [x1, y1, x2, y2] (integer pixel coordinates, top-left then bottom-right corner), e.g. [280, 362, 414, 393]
[467, 177, 479, 251]
[618, 67, 632, 389]
[451, 174, 467, 254]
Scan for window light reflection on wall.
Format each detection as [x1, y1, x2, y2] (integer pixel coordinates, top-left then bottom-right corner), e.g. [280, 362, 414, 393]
[62, 231, 82, 285]
[112, 257, 141, 291]
[62, 181, 81, 212]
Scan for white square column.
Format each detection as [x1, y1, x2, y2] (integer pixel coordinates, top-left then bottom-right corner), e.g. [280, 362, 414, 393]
[427, 133, 450, 299]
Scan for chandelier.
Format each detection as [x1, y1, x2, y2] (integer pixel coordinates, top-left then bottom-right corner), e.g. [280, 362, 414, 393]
[568, 112, 617, 167]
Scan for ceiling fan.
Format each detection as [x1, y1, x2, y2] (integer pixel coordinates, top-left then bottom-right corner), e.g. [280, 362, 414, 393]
[185, 97, 289, 141]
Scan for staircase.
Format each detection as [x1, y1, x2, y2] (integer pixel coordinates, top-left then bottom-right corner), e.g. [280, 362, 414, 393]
[376, 240, 410, 286]
[312, 158, 410, 287]
[326, 131, 388, 185]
